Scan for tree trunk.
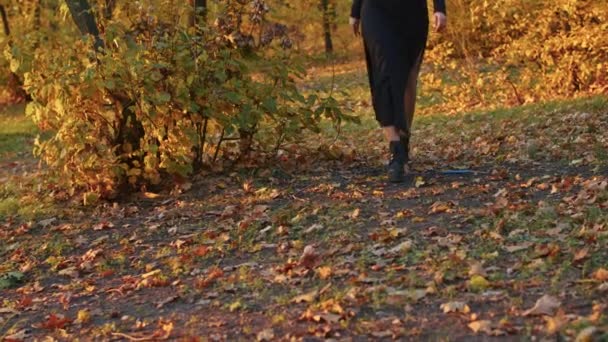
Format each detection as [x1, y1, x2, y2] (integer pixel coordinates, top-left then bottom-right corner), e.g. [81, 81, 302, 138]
[64, 0, 104, 50]
[189, 0, 207, 26]
[103, 0, 116, 20]
[33, 0, 42, 30]
[1, 4, 30, 101]
[0, 5, 10, 36]
[64, 0, 144, 173]
[320, 0, 333, 54]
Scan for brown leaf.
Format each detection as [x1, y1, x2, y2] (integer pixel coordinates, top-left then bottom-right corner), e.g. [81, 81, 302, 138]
[389, 240, 413, 254]
[292, 290, 318, 304]
[299, 245, 320, 269]
[504, 242, 533, 253]
[469, 262, 487, 277]
[93, 221, 114, 231]
[573, 247, 589, 262]
[257, 328, 275, 341]
[4, 329, 29, 342]
[522, 294, 561, 316]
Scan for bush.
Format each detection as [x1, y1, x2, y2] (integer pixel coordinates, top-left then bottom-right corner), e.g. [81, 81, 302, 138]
[421, 0, 608, 113]
[17, 0, 354, 199]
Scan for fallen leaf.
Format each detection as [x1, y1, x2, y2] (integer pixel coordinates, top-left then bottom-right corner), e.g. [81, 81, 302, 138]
[468, 320, 492, 334]
[315, 312, 341, 323]
[57, 267, 79, 278]
[469, 275, 491, 291]
[141, 269, 161, 279]
[544, 310, 567, 335]
[93, 221, 114, 231]
[257, 328, 275, 341]
[317, 266, 332, 279]
[39, 313, 71, 330]
[523, 294, 561, 316]
[143, 192, 161, 199]
[299, 245, 319, 269]
[38, 217, 57, 228]
[573, 247, 590, 262]
[469, 262, 487, 277]
[0, 308, 20, 314]
[4, 329, 29, 342]
[593, 268, 608, 281]
[415, 176, 426, 188]
[440, 301, 470, 314]
[156, 295, 179, 309]
[504, 242, 533, 253]
[304, 223, 323, 234]
[575, 326, 599, 342]
[292, 290, 318, 303]
[389, 240, 413, 254]
[75, 309, 91, 324]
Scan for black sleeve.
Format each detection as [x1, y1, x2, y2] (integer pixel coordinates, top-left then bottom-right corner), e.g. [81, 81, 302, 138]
[351, 0, 363, 19]
[433, 0, 446, 14]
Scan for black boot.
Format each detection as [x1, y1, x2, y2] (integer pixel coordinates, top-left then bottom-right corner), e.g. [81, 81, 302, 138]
[400, 136, 410, 165]
[388, 141, 407, 183]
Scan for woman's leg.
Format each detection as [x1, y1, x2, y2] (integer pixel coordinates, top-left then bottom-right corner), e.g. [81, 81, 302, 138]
[383, 126, 400, 142]
[400, 52, 424, 155]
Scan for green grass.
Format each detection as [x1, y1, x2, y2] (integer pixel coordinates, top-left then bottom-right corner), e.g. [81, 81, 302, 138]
[0, 104, 52, 220]
[0, 103, 37, 159]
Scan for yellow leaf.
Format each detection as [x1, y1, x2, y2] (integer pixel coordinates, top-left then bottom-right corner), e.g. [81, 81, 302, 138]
[292, 290, 318, 304]
[468, 320, 492, 334]
[317, 266, 332, 280]
[469, 275, 490, 291]
[76, 309, 90, 324]
[440, 301, 470, 314]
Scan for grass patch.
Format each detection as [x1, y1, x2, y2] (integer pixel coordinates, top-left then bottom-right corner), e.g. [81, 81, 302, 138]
[0, 103, 37, 159]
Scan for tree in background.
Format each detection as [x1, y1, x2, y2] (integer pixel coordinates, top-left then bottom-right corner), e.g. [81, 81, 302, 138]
[319, 0, 335, 54]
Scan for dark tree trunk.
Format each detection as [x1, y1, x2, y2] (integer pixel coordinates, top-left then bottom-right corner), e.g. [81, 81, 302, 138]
[189, 0, 207, 26]
[33, 0, 42, 30]
[320, 0, 334, 54]
[1, 4, 30, 101]
[0, 5, 10, 35]
[64, 0, 144, 172]
[103, 0, 116, 20]
[64, 0, 104, 50]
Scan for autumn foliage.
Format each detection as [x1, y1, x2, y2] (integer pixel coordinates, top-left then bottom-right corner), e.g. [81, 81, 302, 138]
[1, 0, 606, 199]
[420, 0, 608, 114]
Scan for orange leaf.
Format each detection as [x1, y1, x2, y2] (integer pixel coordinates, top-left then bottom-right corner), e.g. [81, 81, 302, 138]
[40, 313, 71, 330]
[593, 268, 608, 282]
[573, 247, 589, 263]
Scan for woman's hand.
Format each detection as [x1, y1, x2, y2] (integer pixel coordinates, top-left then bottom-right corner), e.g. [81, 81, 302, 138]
[434, 12, 447, 32]
[350, 17, 361, 37]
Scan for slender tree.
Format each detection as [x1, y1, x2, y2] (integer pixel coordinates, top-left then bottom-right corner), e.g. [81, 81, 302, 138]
[103, 0, 116, 20]
[319, 0, 335, 54]
[64, 0, 104, 49]
[189, 0, 207, 26]
[0, 4, 9, 35]
[1, 4, 30, 101]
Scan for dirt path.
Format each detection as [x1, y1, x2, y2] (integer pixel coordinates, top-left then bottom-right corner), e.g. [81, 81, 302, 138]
[1, 98, 607, 340]
[2, 156, 607, 340]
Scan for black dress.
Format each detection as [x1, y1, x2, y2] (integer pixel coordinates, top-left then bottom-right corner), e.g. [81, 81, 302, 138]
[351, 0, 446, 139]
